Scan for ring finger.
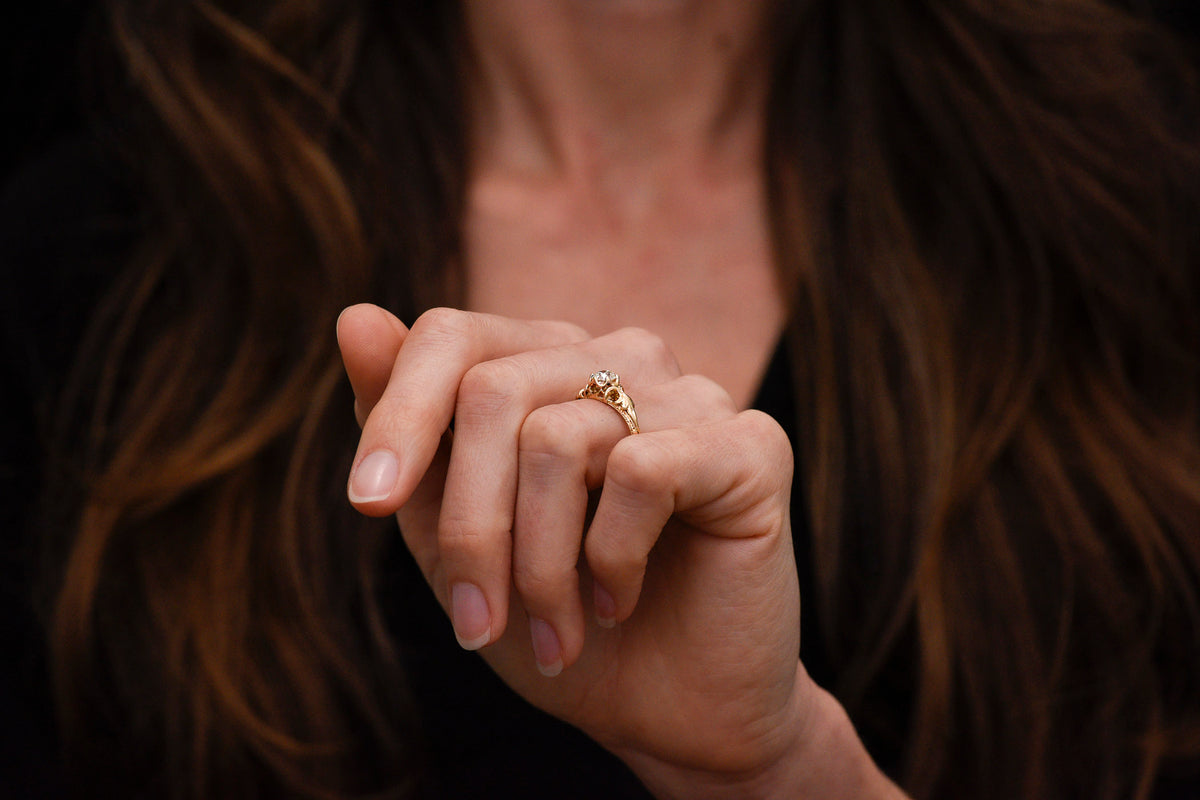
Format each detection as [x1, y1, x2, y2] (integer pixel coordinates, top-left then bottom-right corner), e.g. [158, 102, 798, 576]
[512, 374, 739, 676]
[435, 327, 682, 652]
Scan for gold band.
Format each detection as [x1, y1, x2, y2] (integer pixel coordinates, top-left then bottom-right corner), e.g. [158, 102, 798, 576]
[577, 370, 640, 435]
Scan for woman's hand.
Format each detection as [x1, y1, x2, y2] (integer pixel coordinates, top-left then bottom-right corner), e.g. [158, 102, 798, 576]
[337, 304, 903, 799]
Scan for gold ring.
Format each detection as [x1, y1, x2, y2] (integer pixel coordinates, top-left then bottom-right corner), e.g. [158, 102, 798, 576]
[577, 370, 640, 435]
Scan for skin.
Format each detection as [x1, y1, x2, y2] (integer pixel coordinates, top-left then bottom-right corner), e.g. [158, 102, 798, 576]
[461, 0, 784, 407]
[338, 1, 909, 797]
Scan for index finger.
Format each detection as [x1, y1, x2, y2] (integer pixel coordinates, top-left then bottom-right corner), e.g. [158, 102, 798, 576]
[347, 307, 588, 515]
[337, 303, 410, 426]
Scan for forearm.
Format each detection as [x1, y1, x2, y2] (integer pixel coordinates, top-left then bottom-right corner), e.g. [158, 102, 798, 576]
[619, 669, 910, 800]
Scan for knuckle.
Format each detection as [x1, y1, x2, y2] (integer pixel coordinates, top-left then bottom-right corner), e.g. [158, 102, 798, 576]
[584, 535, 647, 582]
[615, 327, 679, 376]
[459, 358, 522, 397]
[737, 410, 794, 482]
[738, 409, 789, 449]
[456, 359, 524, 420]
[541, 319, 590, 343]
[519, 405, 589, 463]
[606, 436, 676, 495]
[411, 306, 473, 344]
[512, 560, 577, 604]
[436, 514, 493, 562]
[674, 374, 737, 417]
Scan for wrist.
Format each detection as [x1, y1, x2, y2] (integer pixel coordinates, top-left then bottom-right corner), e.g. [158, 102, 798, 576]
[617, 667, 908, 800]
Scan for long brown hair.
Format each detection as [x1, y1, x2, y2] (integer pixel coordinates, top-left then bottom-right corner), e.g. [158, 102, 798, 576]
[49, 2, 462, 797]
[48, 0, 1200, 798]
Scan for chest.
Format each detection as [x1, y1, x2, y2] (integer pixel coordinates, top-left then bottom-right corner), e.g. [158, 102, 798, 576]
[462, 175, 785, 407]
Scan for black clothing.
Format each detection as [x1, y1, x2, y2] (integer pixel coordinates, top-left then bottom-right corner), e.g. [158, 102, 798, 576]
[0, 137, 822, 799]
[4, 136, 1199, 800]
[380, 330, 812, 800]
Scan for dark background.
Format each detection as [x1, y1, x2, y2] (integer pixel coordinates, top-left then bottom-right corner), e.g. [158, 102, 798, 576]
[1, 1, 1198, 797]
[5, 1, 97, 182]
[4, 1, 1200, 185]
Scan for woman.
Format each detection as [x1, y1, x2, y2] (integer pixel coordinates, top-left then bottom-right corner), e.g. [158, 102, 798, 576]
[6, 0, 1200, 797]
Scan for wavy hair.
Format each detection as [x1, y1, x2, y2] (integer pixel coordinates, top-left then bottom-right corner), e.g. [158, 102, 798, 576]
[48, 1, 1200, 798]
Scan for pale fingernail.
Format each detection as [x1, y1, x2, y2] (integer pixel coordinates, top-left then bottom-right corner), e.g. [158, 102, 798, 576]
[529, 617, 563, 677]
[348, 450, 399, 503]
[451, 583, 491, 651]
[593, 583, 617, 629]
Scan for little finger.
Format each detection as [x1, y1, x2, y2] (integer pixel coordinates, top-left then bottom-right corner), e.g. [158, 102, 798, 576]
[584, 410, 793, 625]
[512, 375, 739, 669]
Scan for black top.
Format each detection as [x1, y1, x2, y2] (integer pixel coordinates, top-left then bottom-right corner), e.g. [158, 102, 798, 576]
[378, 315, 815, 800]
[0, 136, 828, 799]
[3, 136, 1198, 799]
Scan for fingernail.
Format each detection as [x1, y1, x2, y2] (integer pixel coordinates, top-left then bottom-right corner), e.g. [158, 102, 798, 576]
[593, 583, 617, 629]
[529, 617, 563, 677]
[451, 583, 491, 651]
[348, 450, 399, 503]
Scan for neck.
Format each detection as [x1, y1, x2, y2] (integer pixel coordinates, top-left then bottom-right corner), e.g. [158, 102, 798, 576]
[461, 0, 775, 180]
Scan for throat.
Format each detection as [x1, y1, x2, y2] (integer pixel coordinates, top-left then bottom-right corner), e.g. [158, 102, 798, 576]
[464, 171, 784, 409]
[461, 0, 775, 179]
